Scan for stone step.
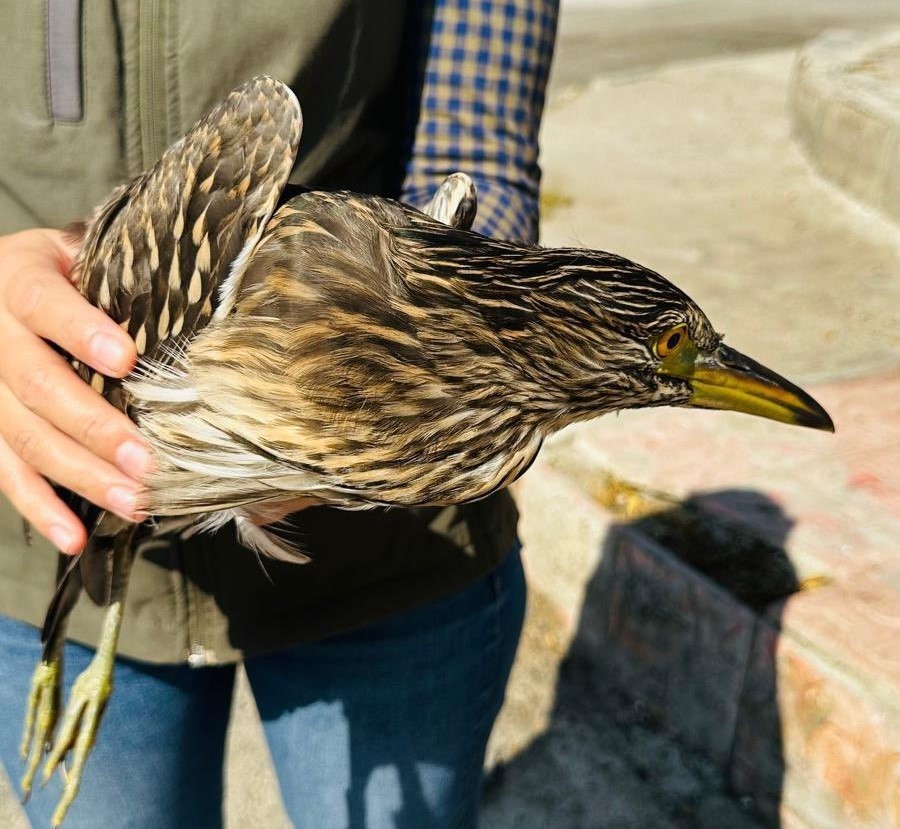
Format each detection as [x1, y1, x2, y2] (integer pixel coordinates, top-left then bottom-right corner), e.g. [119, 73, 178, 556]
[792, 29, 900, 226]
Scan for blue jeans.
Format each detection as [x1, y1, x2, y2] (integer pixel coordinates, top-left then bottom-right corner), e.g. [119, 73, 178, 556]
[0, 546, 525, 829]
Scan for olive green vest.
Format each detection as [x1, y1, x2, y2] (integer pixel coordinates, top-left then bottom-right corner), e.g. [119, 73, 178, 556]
[0, 0, 518, 664]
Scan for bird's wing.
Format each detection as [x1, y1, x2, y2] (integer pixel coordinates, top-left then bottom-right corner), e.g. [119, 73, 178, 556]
[126, 187, 533, 523]
[421, 173, 478, 230]
[57, 76, 302, 609]
[75, 75, 303, 392]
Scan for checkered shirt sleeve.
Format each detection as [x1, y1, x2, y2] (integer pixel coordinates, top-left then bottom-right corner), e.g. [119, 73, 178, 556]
[401, 0, 559, 244]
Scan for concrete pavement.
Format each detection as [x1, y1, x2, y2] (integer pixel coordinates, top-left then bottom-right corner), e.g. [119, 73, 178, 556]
[548, 0, 899, 91]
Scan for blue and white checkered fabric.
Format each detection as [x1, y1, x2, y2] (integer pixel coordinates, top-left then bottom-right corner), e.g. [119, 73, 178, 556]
[402, 0, 559, 244]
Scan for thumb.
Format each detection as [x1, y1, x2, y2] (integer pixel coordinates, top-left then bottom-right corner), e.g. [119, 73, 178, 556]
[38, 227, 83, 280]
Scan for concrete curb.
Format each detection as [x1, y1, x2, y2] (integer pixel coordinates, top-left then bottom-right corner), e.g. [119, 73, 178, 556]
[791, 29, 900, 224]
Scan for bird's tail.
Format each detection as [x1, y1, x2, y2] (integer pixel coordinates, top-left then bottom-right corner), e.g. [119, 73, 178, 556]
[40, 555, 82, 661]
[40, 494, 134, 661]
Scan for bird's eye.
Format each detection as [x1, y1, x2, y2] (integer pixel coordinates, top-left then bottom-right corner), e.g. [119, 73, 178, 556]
[654, 325, 687, 357]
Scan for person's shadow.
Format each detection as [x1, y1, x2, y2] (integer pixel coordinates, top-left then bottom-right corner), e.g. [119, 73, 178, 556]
[485, 488, 798, 828]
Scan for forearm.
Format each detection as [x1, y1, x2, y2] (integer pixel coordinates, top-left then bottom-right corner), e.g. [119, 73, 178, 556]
[401, 0, 560, 244]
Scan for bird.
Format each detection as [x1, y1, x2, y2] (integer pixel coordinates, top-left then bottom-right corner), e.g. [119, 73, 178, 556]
[18, 76, 833, 825]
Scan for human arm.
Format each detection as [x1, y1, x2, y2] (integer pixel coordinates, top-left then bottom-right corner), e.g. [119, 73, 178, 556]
[400, 0, 560, 244]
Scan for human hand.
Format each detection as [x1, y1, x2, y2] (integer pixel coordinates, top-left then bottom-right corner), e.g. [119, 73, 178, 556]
[0, 229, 149, 554]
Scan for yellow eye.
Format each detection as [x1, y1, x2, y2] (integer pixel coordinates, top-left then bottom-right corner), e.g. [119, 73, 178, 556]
[655, 324, 687, 357]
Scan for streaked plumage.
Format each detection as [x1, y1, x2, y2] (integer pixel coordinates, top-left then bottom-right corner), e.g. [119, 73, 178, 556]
[21, 76, 833, 825]
[129, 192, 714, 557]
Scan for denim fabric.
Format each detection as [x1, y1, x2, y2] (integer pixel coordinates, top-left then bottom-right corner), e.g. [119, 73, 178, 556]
[0, 546, 525, 829]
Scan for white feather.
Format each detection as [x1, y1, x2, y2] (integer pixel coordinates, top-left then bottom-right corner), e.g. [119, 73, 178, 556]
[234, 514, 310, 562]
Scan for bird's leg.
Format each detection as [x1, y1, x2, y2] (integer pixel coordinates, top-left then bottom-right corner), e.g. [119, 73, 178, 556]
[41, 542, 135, 827]
[20, 628, 65, 801]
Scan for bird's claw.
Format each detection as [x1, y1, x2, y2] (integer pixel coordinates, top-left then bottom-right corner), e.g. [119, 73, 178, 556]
[39, 653, 114, 826]
[20, 659, 62, 802]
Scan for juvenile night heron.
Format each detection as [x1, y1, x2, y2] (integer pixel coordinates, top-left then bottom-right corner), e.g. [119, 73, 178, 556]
[20, 77, 832, 824]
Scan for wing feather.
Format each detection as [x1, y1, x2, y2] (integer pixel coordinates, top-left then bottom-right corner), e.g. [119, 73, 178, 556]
[47, 76, 302, 609]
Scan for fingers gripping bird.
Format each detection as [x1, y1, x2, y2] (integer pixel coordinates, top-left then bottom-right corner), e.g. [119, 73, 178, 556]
[20, 77, 833, 824]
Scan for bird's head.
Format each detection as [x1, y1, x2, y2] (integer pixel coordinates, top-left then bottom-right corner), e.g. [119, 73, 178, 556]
[394, 217, 832, 435]
[514, 249, 834, 433]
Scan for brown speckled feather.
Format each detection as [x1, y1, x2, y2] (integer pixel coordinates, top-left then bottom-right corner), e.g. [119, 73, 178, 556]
[127, 185, 723, 564]
[126, 195, 542, 533]
[74, 76, 302, 406]
[51, 76, 302, 611]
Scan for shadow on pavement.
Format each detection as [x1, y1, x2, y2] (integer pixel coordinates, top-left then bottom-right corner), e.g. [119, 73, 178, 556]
[485, 489, 798, 828]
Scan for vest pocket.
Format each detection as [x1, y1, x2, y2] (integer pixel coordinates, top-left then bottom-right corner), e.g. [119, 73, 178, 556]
[46, 0, 83, 121]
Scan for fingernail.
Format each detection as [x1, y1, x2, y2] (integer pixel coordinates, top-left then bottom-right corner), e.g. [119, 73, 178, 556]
[47, 524, 75, 554]
[90, 332, 129, 375]
[107, 486, 139, 520]
[116, 440, 153, 478]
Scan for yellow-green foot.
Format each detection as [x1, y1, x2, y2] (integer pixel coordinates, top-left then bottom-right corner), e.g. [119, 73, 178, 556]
[20, 658, 61, 801]
[41, 648, 115, 826]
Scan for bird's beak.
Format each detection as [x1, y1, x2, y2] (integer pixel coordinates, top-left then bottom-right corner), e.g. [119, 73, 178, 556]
[660, 342, 834, 432]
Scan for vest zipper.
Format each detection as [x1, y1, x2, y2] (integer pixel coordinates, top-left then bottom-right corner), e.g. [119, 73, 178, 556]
[136, 0, 200, 661]
[137, 0, 168, 168]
